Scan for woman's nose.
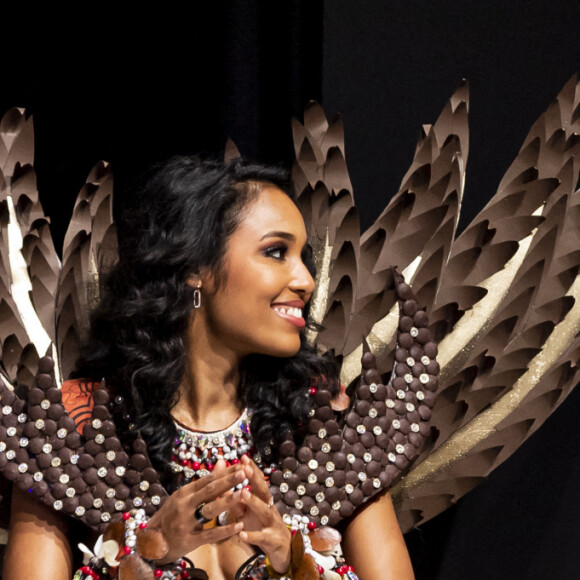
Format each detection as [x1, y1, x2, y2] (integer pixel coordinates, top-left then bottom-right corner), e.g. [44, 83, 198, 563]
[290, 261, 316, 296]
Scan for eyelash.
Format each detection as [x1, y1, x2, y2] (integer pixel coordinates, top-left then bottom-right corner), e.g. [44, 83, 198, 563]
[264, 244, 288, 260]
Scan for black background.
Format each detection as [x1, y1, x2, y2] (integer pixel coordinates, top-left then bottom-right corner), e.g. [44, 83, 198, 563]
[2, 2, 580, 578]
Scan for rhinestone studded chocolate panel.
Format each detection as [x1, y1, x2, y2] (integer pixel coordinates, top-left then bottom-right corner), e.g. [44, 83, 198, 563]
[270, 273, 438, 527]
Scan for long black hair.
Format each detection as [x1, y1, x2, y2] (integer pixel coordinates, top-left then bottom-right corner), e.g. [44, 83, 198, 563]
[73, 155, 339, 488]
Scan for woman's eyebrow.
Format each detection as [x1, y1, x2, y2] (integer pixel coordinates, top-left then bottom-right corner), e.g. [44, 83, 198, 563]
[259, 231, 296, 242]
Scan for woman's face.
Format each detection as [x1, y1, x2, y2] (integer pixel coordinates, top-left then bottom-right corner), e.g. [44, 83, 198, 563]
[193, 185, 315, 359]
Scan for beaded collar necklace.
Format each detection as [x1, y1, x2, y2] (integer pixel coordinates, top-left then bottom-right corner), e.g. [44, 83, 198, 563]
[170, 409, 275, 485]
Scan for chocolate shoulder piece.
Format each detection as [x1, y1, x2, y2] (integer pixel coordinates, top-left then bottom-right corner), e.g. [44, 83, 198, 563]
[0, 357, 168, 532]
[270, 274, 438, 527]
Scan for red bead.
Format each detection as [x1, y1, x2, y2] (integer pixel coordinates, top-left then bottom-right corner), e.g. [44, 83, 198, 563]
[291, 529, 298, 536]
[317, 565, 324, 574]
[139, 522, 148, 529]
[309, 387, 317, 395]
[347, 565, 354, 571]
[243, 484, 251, 492]
[80, 567, 92, 574]
[122, 512, 131, 520]
[207, 463, 214, 471]
[180, 458, 189, 466]
[123, 546, 132, 555]
[225, 460, 231, 466]
[154, 570, 163, 578]
[179, 559, 188, 568]
[231, 458, 239, 465]
[192, 462, 201, 470]
[182, 572, 189, 579]
[307, 521, 317, 530]
[336, 566, 346, 574]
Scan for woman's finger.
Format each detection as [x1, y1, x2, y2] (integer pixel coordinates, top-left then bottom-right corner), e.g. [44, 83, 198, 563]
[193, 521, 244, 544]
[191, 468, 248, 506]
[240, 487, 275, 526]
[200, 490, 243, 521]
[241, 455, 271, 503]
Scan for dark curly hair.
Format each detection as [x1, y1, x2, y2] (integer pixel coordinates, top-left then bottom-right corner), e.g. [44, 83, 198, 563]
[73, 155, 339, 488]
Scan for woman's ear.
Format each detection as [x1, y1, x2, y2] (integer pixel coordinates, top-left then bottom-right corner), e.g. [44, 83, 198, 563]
[186, 274, 202, 289]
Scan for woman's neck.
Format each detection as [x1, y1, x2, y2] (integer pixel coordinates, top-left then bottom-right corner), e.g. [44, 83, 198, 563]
[173, 313, 243, 432]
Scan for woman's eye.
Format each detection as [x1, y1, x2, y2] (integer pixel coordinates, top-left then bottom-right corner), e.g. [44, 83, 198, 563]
[264, 245, 287, 260]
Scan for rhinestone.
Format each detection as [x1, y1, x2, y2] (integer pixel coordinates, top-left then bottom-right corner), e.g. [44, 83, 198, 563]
[308, 459, 318, 470]
[53, 500, 63, 510]
[57, 428, 68, 439]
[363, 453, 372, 462]
[295, 484, 305, 496]
[356, 425, 366, 434]
[411, 423, 420, 432]
[404, 373, 413, 384]
[35, 419, 45, 429]
[97, 467, 107, 478]
[75, 506, 86, 517]
[421, 356, 430, 365]
[140, 481, 150, 491]
[7, 427, 16, 437]
[310, 506, 319, 516]
[66, 487, 76, 498]
[308, 474, 317, 484]
[332, 501, 341, 510]
[69, 453, 79, 464]
[93, 498, 103, 508]
[410, 327, 419, 337]
[106, 488, 116, 498]
[406, 357, 415, 367]
[133, 497, 143, 507]
[318, 428, 327, 439]
[283, 514, 292, 525]
[392, 420, 401, 429]
[6, 450, 15, 460]
[325, 477, 335, 487]
[2, 405, 12, 415]
[106, 451, 116, 461]
[396, 444, 405, 454]
[17, 413, 27, 423]
[59, 474, 70, 484]
[308, 409, 315, 416]
[101, 512, 111, 522]
[283, 469, 292, 479]
[280, 483, 289, 493]
[33, 472, 43, 482]
[151, 495, 161, 505]
[373, 478, 381, 489]
[386, 399, 395, 408]
[115, 501, 126, 511]
[420, 373, 429, 384]
[321, 515, 329, 525]
[406, 403, 415, 412]
[326, 461, 335, 472]
[416, 391, 425, 400]
[253, 453, 262, 464]
[345, 484, 354, 494]
[397, 389, 406, 399]
[369, 408, 378, 418]
[347, 454, 355, 464]
[295, 499, 304, 509]
[358, 472, 367, 481]
[95, 434, 105, 444]
[321, 442, 331, 453]
[115, 466, 126, 477]
[388, 453, 396, 462]
[369, 383, 378, 393]
[0, 442, 5, 452]
[92, 419, 102, 429]
[373, 426, 383, 435]
[40, 400, 50, 410]
[19, 437, 29, 447]
[316, 492, 325, 502]
[17, 463, 28, 473]
[115, 395, 125, 405]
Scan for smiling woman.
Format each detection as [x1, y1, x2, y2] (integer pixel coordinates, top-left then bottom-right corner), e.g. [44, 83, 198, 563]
[3, 156, 415, 580]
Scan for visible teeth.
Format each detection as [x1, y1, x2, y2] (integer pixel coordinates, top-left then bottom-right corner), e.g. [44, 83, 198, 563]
[274, 307, 302, 318]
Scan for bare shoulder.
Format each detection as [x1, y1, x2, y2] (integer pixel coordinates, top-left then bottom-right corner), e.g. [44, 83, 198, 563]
[4, 487, 73, 580]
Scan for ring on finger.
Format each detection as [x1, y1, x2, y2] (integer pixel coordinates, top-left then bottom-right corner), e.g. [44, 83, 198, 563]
[195, 502, 212, 524]
[267, 497, 274, 509]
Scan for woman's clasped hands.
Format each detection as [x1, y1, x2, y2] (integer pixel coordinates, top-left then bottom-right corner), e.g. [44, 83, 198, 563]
[148, 456, 291, 576]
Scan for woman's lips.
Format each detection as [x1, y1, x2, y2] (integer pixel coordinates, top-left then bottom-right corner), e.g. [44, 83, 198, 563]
[272, 305, 305, 328]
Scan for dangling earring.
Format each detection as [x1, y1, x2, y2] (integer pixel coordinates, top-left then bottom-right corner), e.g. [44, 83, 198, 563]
[193, 283, 202, 309]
